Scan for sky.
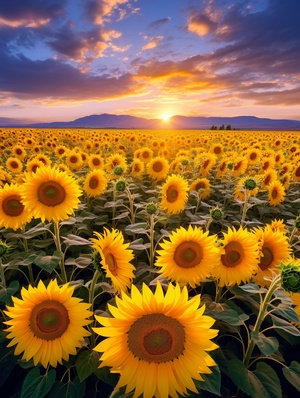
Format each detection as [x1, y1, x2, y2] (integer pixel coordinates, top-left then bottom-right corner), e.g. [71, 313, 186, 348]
[0, 0, 300, 124]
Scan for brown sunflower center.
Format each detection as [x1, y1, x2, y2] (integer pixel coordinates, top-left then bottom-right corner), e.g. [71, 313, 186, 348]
[70, 155, 78, 163]
[37, 181, 66, 207]
[105, 252, 118, 275]
[195, 182, 206, 191]
[92, 158, 101, 166]
[10, 161, 19, 169]
[166, 185, 178, 203]
[221, 241, 244, 268]
[128, 313, 185, 363]
[174, 241, 203, 268]
[152, 161, 163, 172]
[271, 188, 278, 199]
[2, 195, 24, 216]
[259, 245, 274, 270]
[16, 148, 23, 155]
[30, 300, 69, 340]
[295, 167, 300, 177]
[89, 177, 99, 189]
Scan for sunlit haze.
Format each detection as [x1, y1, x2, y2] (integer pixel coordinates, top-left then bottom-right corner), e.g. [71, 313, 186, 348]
[0, 0, 299, 124]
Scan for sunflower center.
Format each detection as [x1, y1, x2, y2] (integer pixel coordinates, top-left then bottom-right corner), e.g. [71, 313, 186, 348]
[92, 158, 101, 166]
[89, 177, 99, 189]
[271, 188, 278, 199]
[128, 313, 185, 363]
[70, 155, 78, 163]
[37, 181, 66, 207]
[195, 182, 205, 191]
[166, 185, 178, 203]
[221, 241, 244, 268]
[174, 241, 203, 268]
[2, 195, 24, 216]
[105, 252, 118, 275]
[11, 161, 19, 169]
[152, 161, 163, 172]
[30, 300, 69, 340]
[259, 245, 274, 270]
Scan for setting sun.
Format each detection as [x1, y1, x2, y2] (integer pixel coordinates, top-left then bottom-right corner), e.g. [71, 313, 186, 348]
[160, 114, 172, 122]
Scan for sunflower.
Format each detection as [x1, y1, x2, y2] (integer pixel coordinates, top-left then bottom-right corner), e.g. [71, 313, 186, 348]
[230, 156, 248, 177]
[90, 228, 135, 295]
[83, 169, 108, 197]
[36, 154, 52, 167]
[146, 156, 170, 181]
[20, 166, 82, 223]
[66, 150, 83, 170]
[260, 169, 278, 190]
[130, 158, 145, 180]
[12, 145, 27, 160]
[88, 154, 104, 170]
[155, 225, 219, 287]
[0, 167, 11, 187]
[252, 225, 291, 287]
[213, 227, 260, 287]
[160, 174, 189, 215]
[245, 148, 261, 165]
[93, 282, 219, 398]
[55, 145, 69, 158]
[269, 219, 287, 234]
[4, 279, 92, 368]
[210, 143, 224, 157]
[292, 163, 300, 182]
[6, 157, 23, 174]
[105, 153, 127, 174]
[190, 178, 211, 200]
[268, 180, 285, 206]
[26, 158, 44, 174]
[138, 147, 153, 163]
[234, 176, 259, 201]
[0, 183, 32, 230]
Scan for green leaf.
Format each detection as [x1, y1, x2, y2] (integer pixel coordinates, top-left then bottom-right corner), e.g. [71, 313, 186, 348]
[75, 350, 100, 382]
[270, 314, 300, 336]
[21, 367, 56, 398]
[238, 283, 268, 294]
[0, 348, 16, 389]
[212, 309, 248, 326]
[270, 303, 300, 323]
[125, 223, 149, 235]
[253, 362, 282, 398]
[48, 377, 86, 398]
[251, 331, 279, 356]
[34, 250, 63, 273]
[195, 364, 221, 396]
[226, 358, 254, 396]
[282, 361, 300, 392]
[62, 234, 92, 246]
[0, 280, 19, 303]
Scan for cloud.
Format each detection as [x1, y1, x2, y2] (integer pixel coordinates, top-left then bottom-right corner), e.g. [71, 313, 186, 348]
[187, 13, 217, 36]
[148, 17, 171, 29]
[142, 36, 164, 51]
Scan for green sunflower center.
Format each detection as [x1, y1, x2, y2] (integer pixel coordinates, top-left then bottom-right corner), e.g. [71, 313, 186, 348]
[259, 245, 274, 270]
[166, 185, 178, 203]
[89, 176, 99, 189]
[174, 241, 203, 268]
[221, 241, 244, 268]
[2, 195, 24, 217]
[30, 300, 70, 340]
[128, 313, 185, 363]
[38, 180, 66, 207]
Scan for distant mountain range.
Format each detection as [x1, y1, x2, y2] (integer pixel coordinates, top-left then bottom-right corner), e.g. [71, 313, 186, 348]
[1, 113, 300, 130]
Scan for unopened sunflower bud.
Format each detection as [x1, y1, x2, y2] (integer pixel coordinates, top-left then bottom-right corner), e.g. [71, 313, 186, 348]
[210, 207, 223, 221]
[146, 203, 157, 215]
[294, 216, 300, 230]
[116, 180, 126, 192]
[281, 263, 300, 293]
[244, 178, 257, 190]
[114, 166, 124, 175]
[227, 162, 234, 170]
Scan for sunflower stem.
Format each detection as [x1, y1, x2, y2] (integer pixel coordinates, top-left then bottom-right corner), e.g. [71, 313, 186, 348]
[243, 273, 281, 369]
[240, 189, 249, 227]
[0, 259, 6, 289]
[125, 186, 135, 224]
[22, 228, 34, 285]
[112, 182, 117, 228]
[89, 269, 101, 347]
[149, 213, 155, 268]
[289, 226, 298, 245]
[214, 282, 224, 303]
[53, 221, 67, 284]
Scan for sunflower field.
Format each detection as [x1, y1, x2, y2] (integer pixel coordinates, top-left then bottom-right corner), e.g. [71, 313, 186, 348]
[1, 128, 300, 398]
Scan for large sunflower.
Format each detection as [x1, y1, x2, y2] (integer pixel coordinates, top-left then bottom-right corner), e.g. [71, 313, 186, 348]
[93, 282, 219, 398]
[155, 225, 219, 287]
[252, 225, 291, 287]
[6, 157, 23, 174]
[20, 166, 82, 223]
[213, 227, 260, 287]
[160, 174, 189, 215]
[0, 183, 32, 230]
[83, 169, 108, 197]
[4, 279, 92, 368]
[90, 228, 135, 295]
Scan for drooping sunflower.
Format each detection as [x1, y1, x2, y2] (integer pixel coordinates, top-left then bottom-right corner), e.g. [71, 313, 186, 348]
[146, 156, 170, 181]
[20, 166, 82, 223]
[267, 180, 285, 206]
[213, 227, 260, 287]
[93, 282, 219, 398]
[90, 228, 135, 295]
[252, 225, 291, 287]
[6, 157, 23, 174]
[0, 183, 32, 230]
[155, 225, 219, 287]
[4, 279, 92, 368]
[190, 177, 211, 200]
[160, 174, 189, 215]
[83, 169, 108, 197]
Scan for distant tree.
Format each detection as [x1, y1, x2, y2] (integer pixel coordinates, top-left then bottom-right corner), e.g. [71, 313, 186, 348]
[210, 125, 218, 130]
[226, 124, 232, 130]
[219, 124, 225, 130]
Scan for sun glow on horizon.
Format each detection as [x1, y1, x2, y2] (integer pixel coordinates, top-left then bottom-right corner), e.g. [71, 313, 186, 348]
[160, 113, 172, 122]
